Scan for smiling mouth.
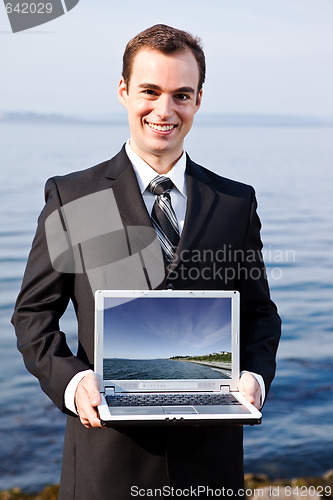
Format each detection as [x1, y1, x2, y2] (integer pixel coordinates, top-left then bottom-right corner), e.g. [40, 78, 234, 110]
[146, 121, 177, 132]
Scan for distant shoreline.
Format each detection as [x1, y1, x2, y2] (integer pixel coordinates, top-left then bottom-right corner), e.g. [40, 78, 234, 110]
[174, 358, 232, 371]
[1, 111, 333, 128]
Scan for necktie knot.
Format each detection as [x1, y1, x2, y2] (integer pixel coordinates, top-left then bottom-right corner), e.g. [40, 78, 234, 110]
[148, 176, 174, 197]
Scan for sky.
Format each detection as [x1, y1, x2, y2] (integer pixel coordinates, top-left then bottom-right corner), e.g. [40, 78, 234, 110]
[1, 0, 333, 118]
[103, 297, 232, 359]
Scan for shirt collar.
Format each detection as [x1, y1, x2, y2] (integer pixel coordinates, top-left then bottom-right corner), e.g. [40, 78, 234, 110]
[125, 139, 187, 198]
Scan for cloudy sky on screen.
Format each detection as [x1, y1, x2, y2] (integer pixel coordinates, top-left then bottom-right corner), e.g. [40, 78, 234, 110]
[103, 297, 232, 359]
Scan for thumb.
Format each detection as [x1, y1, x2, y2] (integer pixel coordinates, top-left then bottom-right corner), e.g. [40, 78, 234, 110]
[90, 390, 101, 407]
[84, 374, 102, 406]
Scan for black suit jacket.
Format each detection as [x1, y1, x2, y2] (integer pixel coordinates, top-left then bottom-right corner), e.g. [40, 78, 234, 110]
[12, 146, 281, 499]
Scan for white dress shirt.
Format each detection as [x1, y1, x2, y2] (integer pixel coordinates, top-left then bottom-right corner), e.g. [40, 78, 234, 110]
[64, 141, 265, 413]
[125, 140, 187, 234]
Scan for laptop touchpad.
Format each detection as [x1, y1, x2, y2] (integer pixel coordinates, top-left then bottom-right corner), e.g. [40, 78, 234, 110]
[109, 407, 164, 415]
[163, 406, 197, 414]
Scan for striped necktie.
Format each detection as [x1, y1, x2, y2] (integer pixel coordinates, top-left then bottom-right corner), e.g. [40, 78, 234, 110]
[148, 175, 180, 263]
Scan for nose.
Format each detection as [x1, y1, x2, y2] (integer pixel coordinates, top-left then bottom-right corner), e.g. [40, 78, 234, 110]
[155, 94, 173, 120]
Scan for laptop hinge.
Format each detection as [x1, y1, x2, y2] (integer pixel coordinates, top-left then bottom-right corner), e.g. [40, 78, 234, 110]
[105, 387, 115, 396]
[219, 385, 230, 394]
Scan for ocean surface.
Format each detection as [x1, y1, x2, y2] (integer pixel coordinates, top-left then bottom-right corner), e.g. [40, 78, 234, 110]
[103, 358, 231, 380]
[0, 120, 332, 492]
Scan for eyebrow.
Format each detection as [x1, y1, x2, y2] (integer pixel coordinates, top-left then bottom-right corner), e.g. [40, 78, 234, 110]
[138, 83, 196, 94]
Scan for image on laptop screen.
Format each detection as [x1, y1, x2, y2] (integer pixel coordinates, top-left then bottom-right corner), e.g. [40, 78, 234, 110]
[103, 297, 232, 381]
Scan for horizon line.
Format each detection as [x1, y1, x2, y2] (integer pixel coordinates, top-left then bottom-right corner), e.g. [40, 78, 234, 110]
[1, 110, 333, 127]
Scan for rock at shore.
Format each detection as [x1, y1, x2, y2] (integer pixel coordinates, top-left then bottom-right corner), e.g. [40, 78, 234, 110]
[245, 470, 333, 499]
[0, 485, 59, 500]
[0, 471, 332, 499]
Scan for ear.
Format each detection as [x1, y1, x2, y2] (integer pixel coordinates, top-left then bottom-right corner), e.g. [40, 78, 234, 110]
[195, 88, 203, 113]
[118, 77, 128, 107]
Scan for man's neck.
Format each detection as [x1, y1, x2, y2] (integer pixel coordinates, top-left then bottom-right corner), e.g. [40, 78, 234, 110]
[128, 142, 183, 174]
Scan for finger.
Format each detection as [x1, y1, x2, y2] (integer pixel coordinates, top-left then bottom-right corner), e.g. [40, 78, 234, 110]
[78, 391, 101, 426]
[254, 390, 262, 410]
[80, 416, 92, 428]
[241, 386, 260, 409]
[243, 392, 255, 404]
[81, 407, 101, 428]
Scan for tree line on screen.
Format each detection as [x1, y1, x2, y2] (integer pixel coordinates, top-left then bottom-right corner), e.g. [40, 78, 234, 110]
[170, 352, 231, 362]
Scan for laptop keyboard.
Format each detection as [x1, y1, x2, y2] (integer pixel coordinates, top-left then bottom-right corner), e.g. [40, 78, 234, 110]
[106, 393, 241, 407]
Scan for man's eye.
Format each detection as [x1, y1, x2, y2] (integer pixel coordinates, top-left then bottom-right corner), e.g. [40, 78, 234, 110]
[143, 89, 158, 96]
[174, 94, 190, 101]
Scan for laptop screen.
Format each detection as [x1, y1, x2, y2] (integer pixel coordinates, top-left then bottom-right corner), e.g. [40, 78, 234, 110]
[102, 296, 232, 381]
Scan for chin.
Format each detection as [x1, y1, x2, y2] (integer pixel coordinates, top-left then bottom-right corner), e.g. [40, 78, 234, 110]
[148, 140, 173, 153]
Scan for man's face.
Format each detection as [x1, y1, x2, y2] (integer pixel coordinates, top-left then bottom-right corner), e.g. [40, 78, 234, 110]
[118, 48, 202, 168]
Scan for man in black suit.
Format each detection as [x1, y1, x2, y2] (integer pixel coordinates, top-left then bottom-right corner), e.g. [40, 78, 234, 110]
[12, 24, 281, 499]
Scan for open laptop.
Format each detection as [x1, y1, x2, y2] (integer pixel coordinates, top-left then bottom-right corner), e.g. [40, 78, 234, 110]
[94, 289, 262, 426]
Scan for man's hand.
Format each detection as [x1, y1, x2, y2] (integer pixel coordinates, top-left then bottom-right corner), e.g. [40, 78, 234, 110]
[239, 372, 262, 410]
[75, 372, 102, 428]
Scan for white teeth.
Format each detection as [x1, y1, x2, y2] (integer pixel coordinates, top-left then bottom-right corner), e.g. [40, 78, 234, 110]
[147, 122, 175, 131]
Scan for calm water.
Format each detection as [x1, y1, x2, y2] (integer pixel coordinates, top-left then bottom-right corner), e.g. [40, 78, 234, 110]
[103, 358, 230, 380]
[0, 121, 332, 492]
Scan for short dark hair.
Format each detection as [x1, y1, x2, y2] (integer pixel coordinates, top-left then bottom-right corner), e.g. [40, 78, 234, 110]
[122, 24, 206, 95]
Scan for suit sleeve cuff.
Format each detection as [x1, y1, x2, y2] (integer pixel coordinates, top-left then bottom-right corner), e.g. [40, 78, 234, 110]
[240, 370, 266, 408]
[64, 369, 94, 415]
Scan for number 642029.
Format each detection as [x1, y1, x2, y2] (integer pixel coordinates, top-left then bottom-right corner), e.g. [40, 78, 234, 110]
[5, 3, 53, 14]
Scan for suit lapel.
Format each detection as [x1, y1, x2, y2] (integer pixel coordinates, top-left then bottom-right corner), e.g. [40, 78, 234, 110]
[106, 147, 217, 279]
[105, 146, 152, 228]
[168, 155, 217, 274]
